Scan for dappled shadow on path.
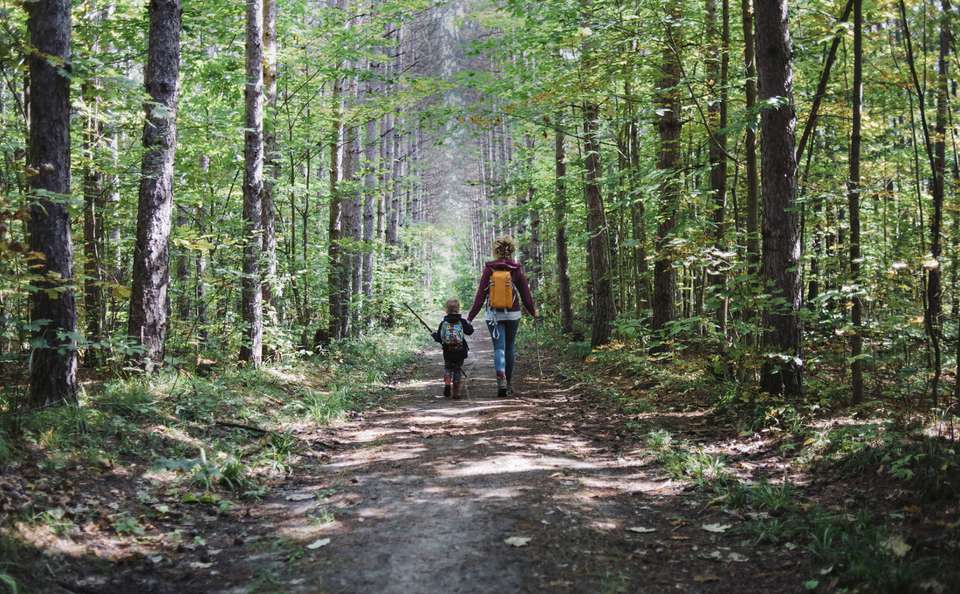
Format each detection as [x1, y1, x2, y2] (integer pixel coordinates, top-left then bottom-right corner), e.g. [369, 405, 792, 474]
[162, 342, 803, 594]
[86, 342, 807, 594]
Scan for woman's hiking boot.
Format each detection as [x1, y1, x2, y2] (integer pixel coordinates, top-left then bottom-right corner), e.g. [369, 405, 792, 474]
[452, 381, 463, 400]
[443, 384, 452, 398]
[506, 382, 514, 396]
[496, 377, 507, 398]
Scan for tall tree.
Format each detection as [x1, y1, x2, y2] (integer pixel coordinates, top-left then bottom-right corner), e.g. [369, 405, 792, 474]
[582, 101, 616, 346]
[706, 0, 729, 296]
[262, 0, 279, 314]
[926, 0, 949, 402]
[847, 0, 864, 403]
[755, 0, 803, 395]
[240, 0, 264, 366]
[128, 0, 181, 368]
[652, 0, 683, 332]
[25, 0, 78, 406]
[740, 0, 759, 276]
[553, 117, 574, 334]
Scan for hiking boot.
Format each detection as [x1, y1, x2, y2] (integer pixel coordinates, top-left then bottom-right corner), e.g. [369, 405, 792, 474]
[443, 384, 451, 398]
[497, 377, 507, 398]
[506, 382, 514, 396]
[452, 381, 463, 400]
[497, 387, 508, 398]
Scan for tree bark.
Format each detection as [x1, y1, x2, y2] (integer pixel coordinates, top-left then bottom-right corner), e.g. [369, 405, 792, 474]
[583, 102, 616, 346]
[262, 0, 279, 313]
[927, 0, 949, 404]
[706, 0, 729, 295]
[328, 65, 345, 338]
[741, 0, 759, 276]
[82, 79, 106, 358]
[362, 102, 377, 301]
[128, 0, 181, 368]
[755, 0, 803, 395]
[26, 0, 78, 406]
[240, 0, 264, 366]
[554, 119, 574, 334]
[652, 0, 683, 333]
[847, 0, 864, 404]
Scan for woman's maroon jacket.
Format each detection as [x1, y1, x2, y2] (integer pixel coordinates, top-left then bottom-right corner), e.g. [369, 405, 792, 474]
[467, 258, 537, 322]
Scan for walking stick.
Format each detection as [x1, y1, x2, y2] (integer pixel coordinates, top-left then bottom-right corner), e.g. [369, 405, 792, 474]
[402, 302, 434, 334]
[533, 316, 544, 383]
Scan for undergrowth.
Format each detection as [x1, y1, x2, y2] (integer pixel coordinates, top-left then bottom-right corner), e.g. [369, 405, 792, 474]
[0, 331, 421, 593]
[537, 320, 959, 593]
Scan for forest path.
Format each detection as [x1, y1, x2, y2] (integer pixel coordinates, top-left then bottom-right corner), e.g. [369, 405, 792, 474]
[162, 336, 804, 593]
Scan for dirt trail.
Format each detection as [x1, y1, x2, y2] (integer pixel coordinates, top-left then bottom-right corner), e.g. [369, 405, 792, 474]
[113, 339, 805, 593]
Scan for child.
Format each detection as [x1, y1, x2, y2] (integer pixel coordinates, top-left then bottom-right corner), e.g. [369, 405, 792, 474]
[432, 298, 474, 399]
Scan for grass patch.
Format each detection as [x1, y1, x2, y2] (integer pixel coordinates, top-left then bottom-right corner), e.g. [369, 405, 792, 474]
[0, 331, 421, 591]
[646, 428, 960, 593]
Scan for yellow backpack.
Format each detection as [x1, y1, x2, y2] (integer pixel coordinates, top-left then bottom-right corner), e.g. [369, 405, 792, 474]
[489, 269, 514, 309]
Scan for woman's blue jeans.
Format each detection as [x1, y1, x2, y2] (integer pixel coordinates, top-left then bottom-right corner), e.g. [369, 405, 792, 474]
[486, 319, 519, 381]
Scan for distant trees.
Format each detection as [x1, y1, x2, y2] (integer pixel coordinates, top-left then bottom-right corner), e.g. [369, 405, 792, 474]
[128, 0, 181, 368]
[25, 0, 78, 406]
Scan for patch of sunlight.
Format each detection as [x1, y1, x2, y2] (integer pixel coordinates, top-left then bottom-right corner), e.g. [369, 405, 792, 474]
[12, 521, 120, 561]
[277, 518, 346, 541]
[263, 367, 308, 384]
[141, 467, 180, 484]
[575, 474, 673, 494]
[469, 485, 531, 499]
[396, 379, 438, 390]
[148, 424, 205, 449]
[350, 427, 412, 443]
[440, 453, 596, 478]
[325, 446, 426, 469]
[588, 519, 620, 531]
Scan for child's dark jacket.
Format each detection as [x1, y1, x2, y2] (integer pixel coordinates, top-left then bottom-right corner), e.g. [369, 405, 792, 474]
[432, 313, 474, 368]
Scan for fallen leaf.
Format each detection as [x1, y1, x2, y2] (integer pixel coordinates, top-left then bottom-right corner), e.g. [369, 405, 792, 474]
[504, 536, 531, 547]
[693, 574, 720, 583]
[804, 579, 819, 590]
[727, 552, 749, 562]
[307, 538, 331, 550]
[701, 523, 732, 533]
[881, 535, 911, 558]
[626, 526, 657, 534]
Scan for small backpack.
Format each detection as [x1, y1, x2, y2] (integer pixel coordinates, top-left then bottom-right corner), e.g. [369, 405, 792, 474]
[489, 269, 514, 309]
[440, 319, 465, 350]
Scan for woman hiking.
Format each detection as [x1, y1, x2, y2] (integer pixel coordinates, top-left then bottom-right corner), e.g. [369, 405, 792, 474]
[466, 236, 537, 397]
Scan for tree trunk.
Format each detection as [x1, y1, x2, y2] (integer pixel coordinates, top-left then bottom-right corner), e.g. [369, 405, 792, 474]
[82, 80, 106, 359]
[847, 0, 864, 404]
[26, 0, 78, 406]
[755, 0, 803, 395]
[240, 0, 264, 366]
[652, 0, 683, 333]
[927, 0, 949, 404]
[583, 102, 616, 346]
[196, 156, 209, 344]
[362, 108, 377, 301]
[706, 0, 729, 297]
[554, 119, 574, 334]
[128, 0, 181, 369]
[328, 64, 345, 338]
[262, 0, 279, 314]
[741, 0, 759, 277]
